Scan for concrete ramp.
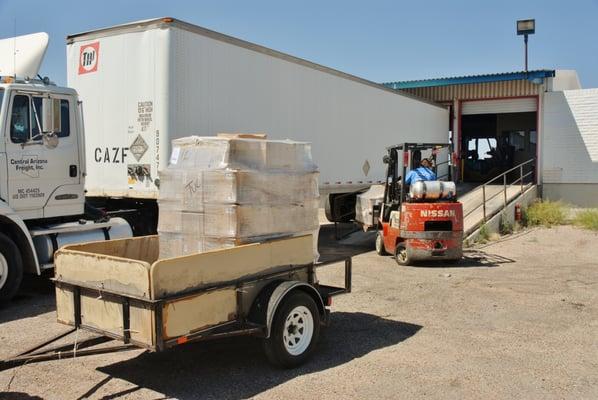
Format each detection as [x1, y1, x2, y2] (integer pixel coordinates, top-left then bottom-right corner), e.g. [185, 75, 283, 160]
[459, 183, 537, 235]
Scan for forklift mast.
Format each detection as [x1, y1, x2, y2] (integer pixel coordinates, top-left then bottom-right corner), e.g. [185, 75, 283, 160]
[381, 142, 454, 223]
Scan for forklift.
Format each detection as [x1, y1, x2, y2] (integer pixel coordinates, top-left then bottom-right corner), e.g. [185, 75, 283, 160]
[375, 143, 463, 265]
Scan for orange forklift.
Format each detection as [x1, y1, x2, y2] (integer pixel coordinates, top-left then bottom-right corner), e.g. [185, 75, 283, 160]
[375, 143, 463, 265]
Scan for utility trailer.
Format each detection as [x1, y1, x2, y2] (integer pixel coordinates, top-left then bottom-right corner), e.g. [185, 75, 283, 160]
[1, 234, 351, 370]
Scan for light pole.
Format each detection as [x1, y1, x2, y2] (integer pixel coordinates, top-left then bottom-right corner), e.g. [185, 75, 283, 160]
[517, 19, 535, 72]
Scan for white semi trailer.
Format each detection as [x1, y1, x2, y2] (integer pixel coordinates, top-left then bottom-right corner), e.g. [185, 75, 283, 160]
[0, 18, 448, 300]
[67, 17, 449, 224]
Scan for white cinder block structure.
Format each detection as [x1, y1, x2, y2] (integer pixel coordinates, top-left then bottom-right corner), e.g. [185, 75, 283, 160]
[385, 70, 598, 206]
[542, 89, 598, 206]
[66, 17, 448, 201]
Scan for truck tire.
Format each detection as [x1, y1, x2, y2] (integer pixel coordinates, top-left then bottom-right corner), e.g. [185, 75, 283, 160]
[395, 243, 412, 266]
[263, 291, 320, 368]
[375, 232, 387, 255]
[0, 232, 23, 302]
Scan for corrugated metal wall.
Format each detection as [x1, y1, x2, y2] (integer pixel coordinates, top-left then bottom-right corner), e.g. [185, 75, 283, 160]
[401, 80, 541, 102]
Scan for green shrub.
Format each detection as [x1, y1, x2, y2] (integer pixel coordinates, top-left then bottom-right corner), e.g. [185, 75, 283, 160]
[574, 209, 598, 231]
[477, 223, 490, 243]
[526, 201, 568, 227]
[499, 213, 514, 235]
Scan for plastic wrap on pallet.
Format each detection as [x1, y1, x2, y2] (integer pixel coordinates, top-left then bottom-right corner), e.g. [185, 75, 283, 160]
[169, 136, 317, 172]
[158, 229, 320, 260]
[158, 136, 320, 260]
[159, 169, 319, 211]
[158, 201, 319, 238]
[355, 184, 385, 228]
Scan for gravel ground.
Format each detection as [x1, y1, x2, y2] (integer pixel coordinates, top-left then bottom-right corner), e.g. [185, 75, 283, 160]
[1, 225, 597, 400]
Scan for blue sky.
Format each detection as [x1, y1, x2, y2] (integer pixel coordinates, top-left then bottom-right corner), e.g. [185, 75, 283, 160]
[1, 0, 597, 87]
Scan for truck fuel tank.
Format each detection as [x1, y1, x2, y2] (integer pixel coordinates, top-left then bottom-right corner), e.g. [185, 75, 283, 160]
[32, 217, 132, 265]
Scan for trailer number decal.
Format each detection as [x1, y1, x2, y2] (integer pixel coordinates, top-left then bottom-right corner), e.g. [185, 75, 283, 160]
[420, 209, 456, 218]
[94, 147, 128, 163]
[79, 42, 100, 75]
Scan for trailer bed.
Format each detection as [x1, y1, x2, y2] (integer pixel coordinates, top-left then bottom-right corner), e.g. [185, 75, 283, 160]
[53, 235, 350, 351]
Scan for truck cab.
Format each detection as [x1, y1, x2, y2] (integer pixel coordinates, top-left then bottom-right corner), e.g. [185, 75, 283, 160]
[0, 81, 85, 220]
[0, 33, 132, 301]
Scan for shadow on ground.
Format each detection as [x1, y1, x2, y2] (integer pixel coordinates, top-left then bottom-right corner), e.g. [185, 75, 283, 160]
[93, 312, 421, 400]
[460, 250, 515, 267]
[0, 393, 44, 400]
[318, 223, 375, 262]
[0, 276, 55, 323]
[384, 249, 515, 269]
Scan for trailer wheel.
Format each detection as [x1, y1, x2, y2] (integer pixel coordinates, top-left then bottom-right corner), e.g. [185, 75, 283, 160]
[263, 291, 320, 368]
[0, 232, 23, 301]
[375, 232, 387, 255]
[395, 243, 412, 266]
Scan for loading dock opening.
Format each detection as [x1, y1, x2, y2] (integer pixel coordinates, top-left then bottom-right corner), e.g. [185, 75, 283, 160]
[460, 110, 537, 182]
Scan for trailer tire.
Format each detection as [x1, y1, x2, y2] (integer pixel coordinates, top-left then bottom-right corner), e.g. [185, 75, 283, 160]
[395, 243, 412, 266]
[263, 291, 320, 368]
[0, 232, 23, 302]
[375, 232, 387, 255]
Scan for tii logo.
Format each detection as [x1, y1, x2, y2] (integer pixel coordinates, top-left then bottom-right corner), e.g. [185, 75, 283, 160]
[420, 209, 456, 218]
[79, 42, 100, 75]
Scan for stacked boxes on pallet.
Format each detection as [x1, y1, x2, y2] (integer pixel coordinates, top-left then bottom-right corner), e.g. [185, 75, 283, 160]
[158, 136, 320, 260]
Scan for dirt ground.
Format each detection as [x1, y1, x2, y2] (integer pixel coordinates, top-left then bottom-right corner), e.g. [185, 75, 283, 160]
[1, 225, 597, 400]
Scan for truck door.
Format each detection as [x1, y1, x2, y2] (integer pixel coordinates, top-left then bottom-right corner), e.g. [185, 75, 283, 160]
[5, 91, 81, 219]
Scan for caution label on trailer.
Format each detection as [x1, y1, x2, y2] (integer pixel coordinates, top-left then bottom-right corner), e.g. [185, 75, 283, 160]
[130, 135, 149, 162]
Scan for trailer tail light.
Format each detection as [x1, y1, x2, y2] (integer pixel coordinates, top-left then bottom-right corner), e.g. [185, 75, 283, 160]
[177, 336, 189, 345]
[326, 296, 333, 307]
[403, 151, 409, 167]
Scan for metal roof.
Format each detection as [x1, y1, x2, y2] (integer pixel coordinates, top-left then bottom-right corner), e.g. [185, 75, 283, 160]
[383, 70, 556, 90]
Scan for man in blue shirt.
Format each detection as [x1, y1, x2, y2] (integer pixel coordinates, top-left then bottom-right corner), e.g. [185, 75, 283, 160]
[405, 158, 437, 184]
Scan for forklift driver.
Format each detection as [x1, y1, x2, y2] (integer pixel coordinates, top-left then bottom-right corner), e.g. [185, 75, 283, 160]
[405, 158, 437, 184]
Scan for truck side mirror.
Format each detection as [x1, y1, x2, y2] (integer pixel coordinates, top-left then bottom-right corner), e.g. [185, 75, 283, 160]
[41, 98, 61, 134]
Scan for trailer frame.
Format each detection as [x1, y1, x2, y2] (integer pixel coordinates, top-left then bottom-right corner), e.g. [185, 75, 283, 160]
[0, 257, 351, 371]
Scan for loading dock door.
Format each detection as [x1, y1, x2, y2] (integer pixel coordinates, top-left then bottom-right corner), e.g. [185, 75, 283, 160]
[460, 97, 537, 183]
[461, 98, 537, 115]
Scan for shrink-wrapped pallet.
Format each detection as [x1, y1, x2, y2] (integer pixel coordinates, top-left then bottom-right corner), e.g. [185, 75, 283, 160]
[159, 169, 319, 211]
[355, 185, 385, 230]
[158, 136, 320, 260]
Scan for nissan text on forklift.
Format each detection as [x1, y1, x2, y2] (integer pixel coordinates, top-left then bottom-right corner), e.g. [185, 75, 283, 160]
[375, 143, 464, 265]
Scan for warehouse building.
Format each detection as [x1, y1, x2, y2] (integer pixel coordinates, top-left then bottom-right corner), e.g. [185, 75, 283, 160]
[384, 70, 598, 206]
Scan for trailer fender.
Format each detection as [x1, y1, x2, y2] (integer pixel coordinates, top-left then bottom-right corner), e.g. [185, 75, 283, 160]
[0, 202, 40, 275]
[253, 280, 326, 338]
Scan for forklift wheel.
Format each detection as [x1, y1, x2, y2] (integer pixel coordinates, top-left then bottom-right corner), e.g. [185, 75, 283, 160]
[394, 244, 412, 266]
[375, 232, 387, 256]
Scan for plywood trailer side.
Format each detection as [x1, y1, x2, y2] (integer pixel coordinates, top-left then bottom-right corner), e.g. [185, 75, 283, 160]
[67, 18, 448, 201]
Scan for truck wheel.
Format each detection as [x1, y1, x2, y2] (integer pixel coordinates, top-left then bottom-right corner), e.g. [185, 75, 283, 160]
[263, 291, 320, 368]
[375, 232, 387, 255]
[0, 232, 23, 301]
[395, 243, 412, 266]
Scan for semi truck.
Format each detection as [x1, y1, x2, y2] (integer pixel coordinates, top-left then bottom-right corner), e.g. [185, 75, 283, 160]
[0, 18, 448, 300]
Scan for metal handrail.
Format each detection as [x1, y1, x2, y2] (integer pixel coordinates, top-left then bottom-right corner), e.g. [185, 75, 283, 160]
[463, 158, 536, 222]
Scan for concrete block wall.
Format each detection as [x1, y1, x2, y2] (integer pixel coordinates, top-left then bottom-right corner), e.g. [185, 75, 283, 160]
[542, 89, 598, 206]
